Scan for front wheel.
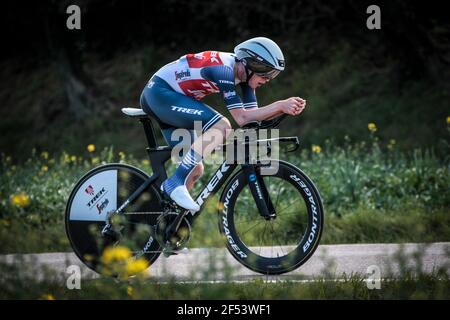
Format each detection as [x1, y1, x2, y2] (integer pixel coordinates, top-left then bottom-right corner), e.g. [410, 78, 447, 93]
[218, 160, 324, 275]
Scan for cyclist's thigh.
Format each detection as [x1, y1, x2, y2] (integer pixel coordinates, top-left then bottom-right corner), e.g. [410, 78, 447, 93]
[160, 123, 197, 149]
[141, 76, 224, 134]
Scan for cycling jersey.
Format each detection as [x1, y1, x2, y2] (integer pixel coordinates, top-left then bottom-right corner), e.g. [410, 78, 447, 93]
[140, 51, 258, 148]
[154, 51, 258, 110]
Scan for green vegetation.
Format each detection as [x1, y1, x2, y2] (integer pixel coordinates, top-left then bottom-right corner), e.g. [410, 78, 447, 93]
[1, 41, 449, 160]
[1, 129, 448, 254]
[1, 1, 448, 300]
[2, 273, 449, 300]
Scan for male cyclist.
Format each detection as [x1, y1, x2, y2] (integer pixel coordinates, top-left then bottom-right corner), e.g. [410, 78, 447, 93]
[140, 37, 306, 212]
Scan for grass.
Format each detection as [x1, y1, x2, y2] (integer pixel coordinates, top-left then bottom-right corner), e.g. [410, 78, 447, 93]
[2, 276, 449, 300]
[1, 210, 449, 300]
[1, 245, 449, 300]
[1, 26, 449, 301]
[0, 131, 449, 254]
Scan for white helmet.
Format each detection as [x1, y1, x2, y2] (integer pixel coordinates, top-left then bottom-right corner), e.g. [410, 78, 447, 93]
[234, 37, 285, 79]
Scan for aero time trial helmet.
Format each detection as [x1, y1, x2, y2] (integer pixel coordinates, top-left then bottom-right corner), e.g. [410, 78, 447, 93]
[234, 37, 285, 79]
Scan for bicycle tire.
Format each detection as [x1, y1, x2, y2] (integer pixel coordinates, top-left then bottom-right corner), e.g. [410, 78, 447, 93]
[218, 160, 324, 275]
[65, 163, 163, 276]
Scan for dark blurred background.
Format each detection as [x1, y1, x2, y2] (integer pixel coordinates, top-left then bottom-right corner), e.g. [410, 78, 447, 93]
[1, 0, 449, 160]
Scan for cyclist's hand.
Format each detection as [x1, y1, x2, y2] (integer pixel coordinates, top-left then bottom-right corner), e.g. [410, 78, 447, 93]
[280, 97, 306, 116]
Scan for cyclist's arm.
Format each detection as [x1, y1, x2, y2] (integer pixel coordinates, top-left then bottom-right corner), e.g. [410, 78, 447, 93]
[230, 97, 305, 126]
[229, 102, 284, 126]
[229, 87, 286, 125]
[202, 66, 304, 126]
[233, 83, 306, 125]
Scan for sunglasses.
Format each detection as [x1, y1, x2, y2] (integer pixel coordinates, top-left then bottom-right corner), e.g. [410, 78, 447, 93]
[245, 58, 281, 79]
[255, 69, 281, 80]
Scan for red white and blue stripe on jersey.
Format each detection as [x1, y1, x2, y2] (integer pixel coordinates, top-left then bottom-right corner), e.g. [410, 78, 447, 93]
[155, 51, 258, 110]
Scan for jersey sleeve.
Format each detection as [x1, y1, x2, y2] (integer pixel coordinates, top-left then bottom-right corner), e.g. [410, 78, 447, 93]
[240, 83, 258, 109]
[201, 65, 244, 110]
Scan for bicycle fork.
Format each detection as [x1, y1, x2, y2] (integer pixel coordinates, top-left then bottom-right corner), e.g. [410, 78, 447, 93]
[242, 164, 277, 220]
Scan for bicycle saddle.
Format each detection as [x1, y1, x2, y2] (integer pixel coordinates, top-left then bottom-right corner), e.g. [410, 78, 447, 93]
[121, 107, 147, 118]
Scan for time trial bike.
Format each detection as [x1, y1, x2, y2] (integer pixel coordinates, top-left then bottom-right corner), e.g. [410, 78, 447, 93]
[65, 107, 324, 276]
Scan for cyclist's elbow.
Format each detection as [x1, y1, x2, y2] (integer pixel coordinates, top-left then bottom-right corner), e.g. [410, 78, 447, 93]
[236, 116, 247, 127]
[231, 109, 248, 127]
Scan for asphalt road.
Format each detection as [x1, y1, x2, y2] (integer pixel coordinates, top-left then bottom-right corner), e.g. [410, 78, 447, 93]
[1, 243, 449, 282]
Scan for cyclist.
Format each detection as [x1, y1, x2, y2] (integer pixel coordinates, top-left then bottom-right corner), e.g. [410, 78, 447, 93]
[140, 37, 306, 212]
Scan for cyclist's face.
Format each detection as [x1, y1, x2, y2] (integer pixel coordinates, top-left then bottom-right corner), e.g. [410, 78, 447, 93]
[248, 74, 270, 89]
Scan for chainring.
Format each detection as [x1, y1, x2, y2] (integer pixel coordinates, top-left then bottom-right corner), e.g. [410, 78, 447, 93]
[155, 212, 191, 251]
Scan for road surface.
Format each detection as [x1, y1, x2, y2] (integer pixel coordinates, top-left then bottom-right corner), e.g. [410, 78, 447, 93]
[1, 243, 449, 282]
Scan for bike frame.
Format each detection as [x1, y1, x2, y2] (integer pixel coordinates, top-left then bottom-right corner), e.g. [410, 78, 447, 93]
[111, 115, 298, 240]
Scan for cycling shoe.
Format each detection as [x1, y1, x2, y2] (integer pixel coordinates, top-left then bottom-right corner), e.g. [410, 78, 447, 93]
[161, 184, 200, 212]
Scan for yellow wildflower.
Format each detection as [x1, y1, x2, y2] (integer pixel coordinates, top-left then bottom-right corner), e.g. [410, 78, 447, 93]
[11, 192, 31, 208]
[41, 152, 49, 160]
[216, 202, 224, 210]
[119, 152, 126, 160]
[312, 145, 321, 154]
[127, 286, 134, 296]
[83, 254, 94, 262]
[70, 155, 77, 163]
[63, 153, 71, 163]
[368, 123, 377, 132]
[125, 258, 149, 276]
[92, 157, 99, 165]
[447, 116, 450, 125]
[87, 144, 95, 153]
[40, 294, 55, 300]
[101, 246, 132, 264]
[141, 159, 150, 166]
[41, 165, 49, 173]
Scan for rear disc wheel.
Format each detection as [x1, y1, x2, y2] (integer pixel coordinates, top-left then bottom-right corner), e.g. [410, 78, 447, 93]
[65, 163, 163, 276]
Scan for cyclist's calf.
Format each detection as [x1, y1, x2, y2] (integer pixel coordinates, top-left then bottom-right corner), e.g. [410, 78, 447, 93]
[186, 162, 204, 191]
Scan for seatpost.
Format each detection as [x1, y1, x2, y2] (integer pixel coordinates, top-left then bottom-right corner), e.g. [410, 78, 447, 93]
[140, 117, 159, 148]
[139, 116, 173, 188]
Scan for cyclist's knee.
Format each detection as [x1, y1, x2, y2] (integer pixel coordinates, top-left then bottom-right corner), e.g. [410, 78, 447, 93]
[212, 117, 232, 138]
